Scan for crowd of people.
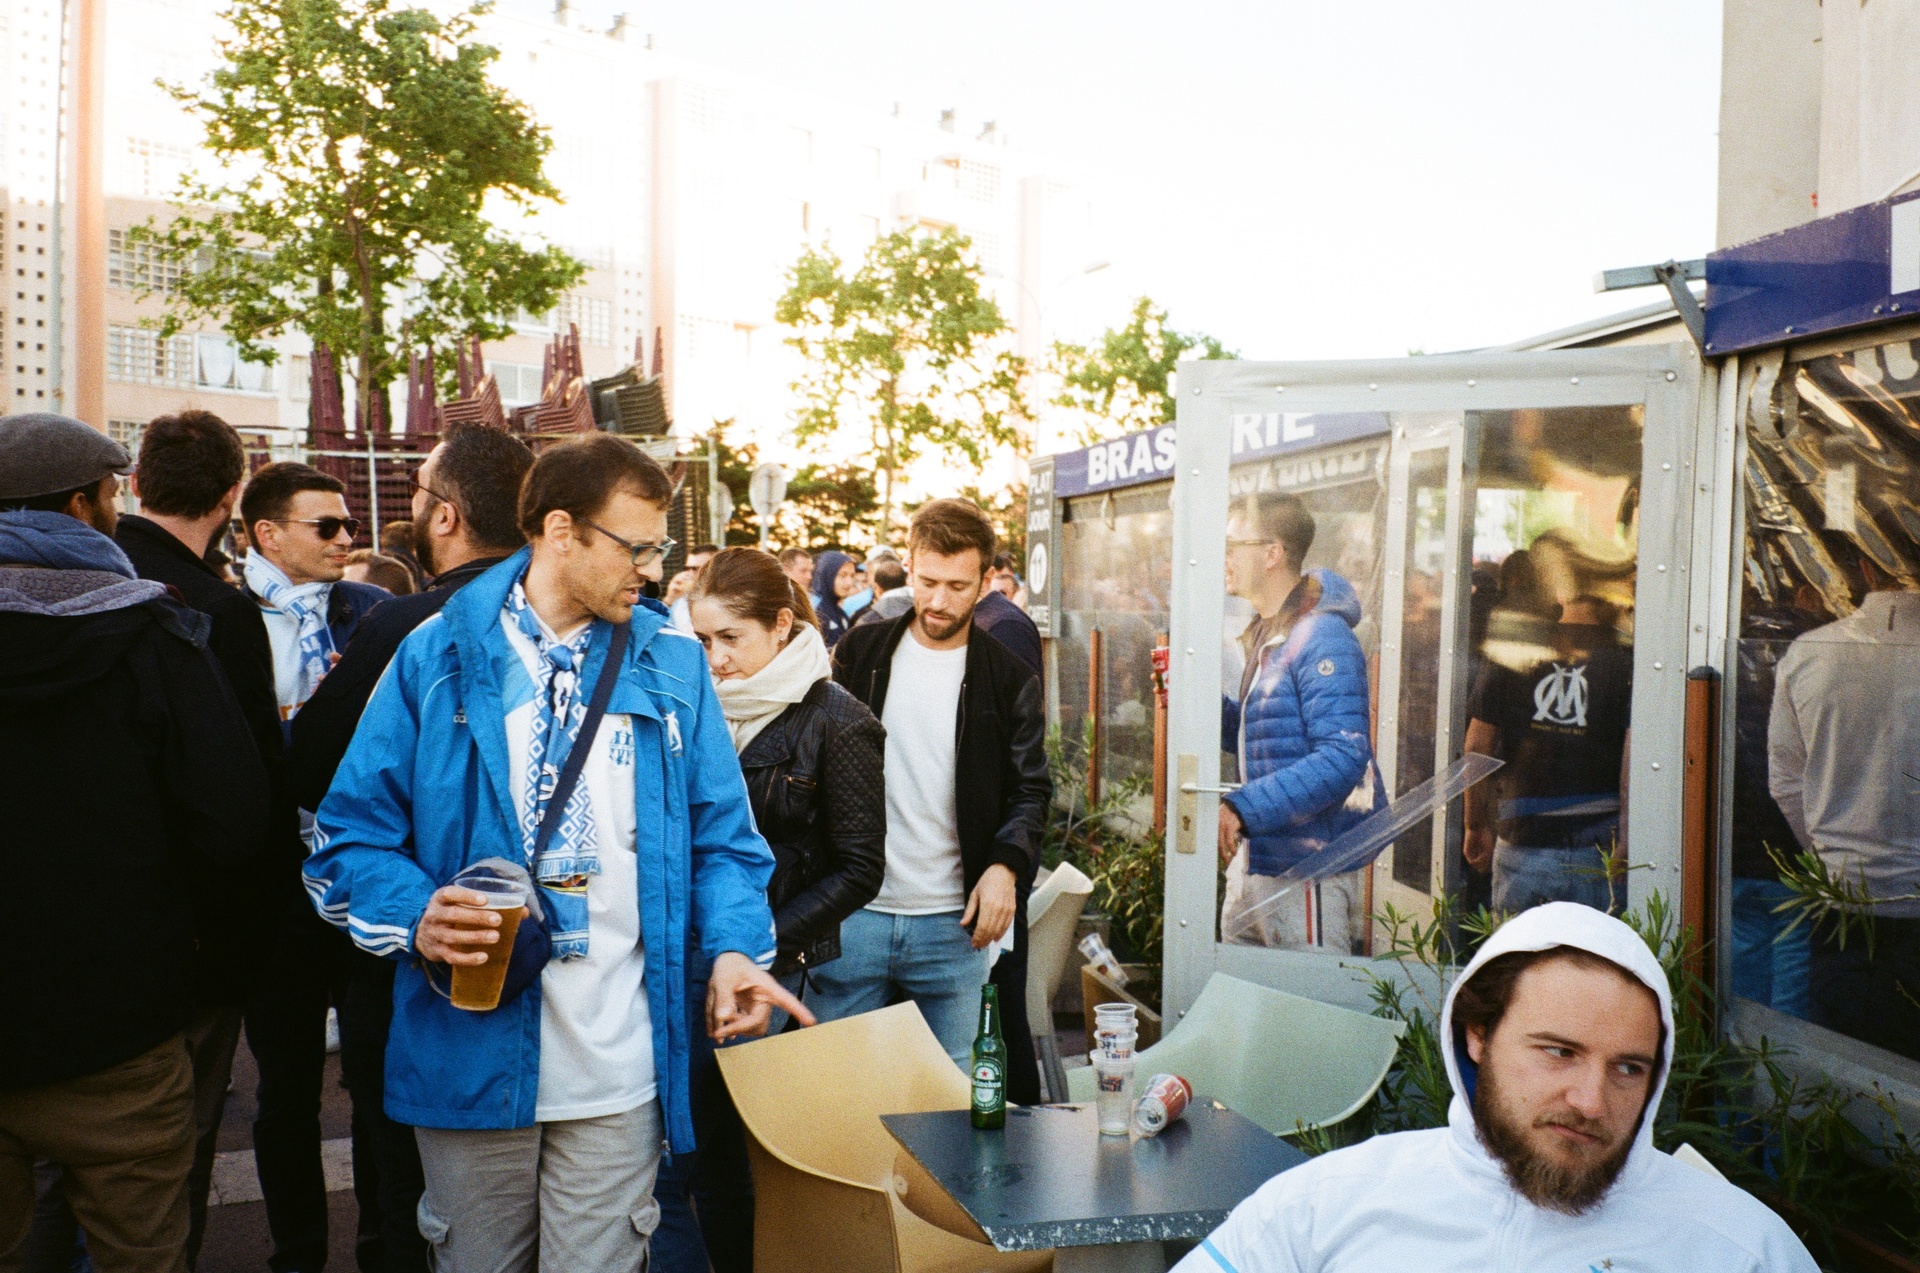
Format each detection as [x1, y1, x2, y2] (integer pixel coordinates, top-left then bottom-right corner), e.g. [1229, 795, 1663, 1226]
[0, 408, 1817, 1272]
[0, 410, 1047, 1273]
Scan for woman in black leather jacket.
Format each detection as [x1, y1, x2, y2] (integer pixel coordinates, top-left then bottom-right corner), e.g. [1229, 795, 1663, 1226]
[652, 547, 885, 1273]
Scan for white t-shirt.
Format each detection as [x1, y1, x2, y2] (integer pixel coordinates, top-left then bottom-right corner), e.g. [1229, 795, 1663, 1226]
[870, 633, 968, 914]
[501, 611, 656, 1124]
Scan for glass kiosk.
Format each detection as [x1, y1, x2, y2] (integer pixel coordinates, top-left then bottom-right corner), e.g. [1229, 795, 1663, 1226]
[1159, 348, 1703, 1020]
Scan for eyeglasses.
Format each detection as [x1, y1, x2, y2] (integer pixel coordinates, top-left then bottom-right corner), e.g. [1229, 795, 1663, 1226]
[577, 516, 675, 568]
[408, 473, 455, 506]
[277, 516, 360, 542]
[1225, 537, 1276, 549]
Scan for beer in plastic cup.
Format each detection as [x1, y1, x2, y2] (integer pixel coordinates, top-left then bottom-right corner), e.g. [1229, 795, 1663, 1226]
[448, 877, 528, 1012]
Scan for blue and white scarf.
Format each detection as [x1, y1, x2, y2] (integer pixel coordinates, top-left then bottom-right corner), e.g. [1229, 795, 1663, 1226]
[505, 577, 601, 960]
[243, 552, 334, 716]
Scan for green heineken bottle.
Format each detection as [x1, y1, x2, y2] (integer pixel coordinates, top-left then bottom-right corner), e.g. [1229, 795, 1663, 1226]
[970, 984, 1007, 1130]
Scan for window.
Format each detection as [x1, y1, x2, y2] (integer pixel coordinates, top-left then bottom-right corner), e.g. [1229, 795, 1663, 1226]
[107, 228, 183, 294]
[108, 418, 144, 453]
[957, 158, 1002, 204]
[123, 137, 193, 200]
[489, 361, 542, 405]
[1731, 333, 1920, 1063]
[287, 354, 310, 402]
[107, 325, 193, 387]
[555, 294, 613, 347]
[194, 333, 274, 392]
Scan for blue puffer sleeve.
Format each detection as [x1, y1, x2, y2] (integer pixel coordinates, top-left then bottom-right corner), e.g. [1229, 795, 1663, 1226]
[1226, 615, 1372, 836]
[682, 651, 778, 970]
[305, 635, 440, 958]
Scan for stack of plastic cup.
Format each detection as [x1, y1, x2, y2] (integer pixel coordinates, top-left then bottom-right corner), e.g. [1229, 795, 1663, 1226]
[1091, 1003, 1139, 1135]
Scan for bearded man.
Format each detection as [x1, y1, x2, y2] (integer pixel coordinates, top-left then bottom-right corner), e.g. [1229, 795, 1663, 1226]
[1179, 903, 1816, 1272]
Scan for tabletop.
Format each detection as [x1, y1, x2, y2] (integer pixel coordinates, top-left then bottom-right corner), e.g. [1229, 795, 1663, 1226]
[882, 1100, 1309, 1252]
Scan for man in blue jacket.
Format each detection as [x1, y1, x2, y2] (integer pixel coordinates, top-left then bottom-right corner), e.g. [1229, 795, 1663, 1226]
[306, 435, 806, 1273]
[1218, 493, 1379, 952]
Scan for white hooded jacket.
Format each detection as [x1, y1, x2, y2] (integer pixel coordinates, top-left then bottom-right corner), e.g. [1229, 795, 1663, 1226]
[1176, 903, 1817, 1273]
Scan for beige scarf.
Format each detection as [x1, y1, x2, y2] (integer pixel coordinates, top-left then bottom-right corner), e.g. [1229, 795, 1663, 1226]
[713, 622, 833, 752]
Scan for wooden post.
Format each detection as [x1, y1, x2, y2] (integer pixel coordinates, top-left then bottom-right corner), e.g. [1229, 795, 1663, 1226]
[1152, 633, 1169, 838]
[1086, 628, 1104, 810]
[1682, 668, 1720, 987]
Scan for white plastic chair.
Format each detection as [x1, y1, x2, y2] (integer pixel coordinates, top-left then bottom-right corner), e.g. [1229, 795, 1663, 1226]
[1026, 863, 1095, 1030]
[1066, 972, 1404, 1135]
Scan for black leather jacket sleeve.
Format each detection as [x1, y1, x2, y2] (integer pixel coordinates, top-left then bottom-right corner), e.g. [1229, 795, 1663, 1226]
[988, 672, 1052, 882]
[774, 703, 887, 955]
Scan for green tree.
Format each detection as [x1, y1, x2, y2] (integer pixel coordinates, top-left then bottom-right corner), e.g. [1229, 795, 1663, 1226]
[776, 226, 1027, 535]
[133, 0, 584, 431]
[1050, 296, 1236, 443]
[706, 421, 881, 549]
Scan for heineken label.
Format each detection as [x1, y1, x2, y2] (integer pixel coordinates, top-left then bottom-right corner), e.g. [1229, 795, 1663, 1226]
[972, 1061, 1004, 1110]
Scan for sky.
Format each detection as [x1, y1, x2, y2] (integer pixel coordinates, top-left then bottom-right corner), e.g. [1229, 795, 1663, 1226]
[555, 0, 1725, 360]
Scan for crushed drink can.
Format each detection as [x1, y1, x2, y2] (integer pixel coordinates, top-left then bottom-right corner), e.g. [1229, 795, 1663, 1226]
[1130, 1073, 1193, 1137]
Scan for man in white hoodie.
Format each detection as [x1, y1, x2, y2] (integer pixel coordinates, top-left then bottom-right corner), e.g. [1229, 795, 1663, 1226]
[1179, 903, 1816, 1272]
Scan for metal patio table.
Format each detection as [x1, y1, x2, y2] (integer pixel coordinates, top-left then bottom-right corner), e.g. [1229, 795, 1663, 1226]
[882, 1100, 1307, 1273]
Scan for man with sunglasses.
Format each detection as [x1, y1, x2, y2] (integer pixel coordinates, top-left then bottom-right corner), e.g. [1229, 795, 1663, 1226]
[307, 434, 803, 1272]
[237, 460, 389, 1273]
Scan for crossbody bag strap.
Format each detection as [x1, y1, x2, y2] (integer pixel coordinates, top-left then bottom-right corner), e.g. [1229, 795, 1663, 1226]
[532, 620, 631, 859]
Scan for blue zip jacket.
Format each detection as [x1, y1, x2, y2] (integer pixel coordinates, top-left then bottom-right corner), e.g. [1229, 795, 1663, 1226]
[304, 549, 776, 1152]
[1222, 569, 1383, 875]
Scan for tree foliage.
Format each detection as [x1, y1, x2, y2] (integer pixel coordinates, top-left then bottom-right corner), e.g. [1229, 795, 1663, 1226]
[776, 226, 1026, 534]
[1050, 296, 1235, 443]
[132, 0, 584, 430]
[708, 420, 882, 550]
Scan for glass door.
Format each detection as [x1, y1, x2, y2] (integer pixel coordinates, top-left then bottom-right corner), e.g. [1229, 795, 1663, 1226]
[1162, 348, 1702, 1021]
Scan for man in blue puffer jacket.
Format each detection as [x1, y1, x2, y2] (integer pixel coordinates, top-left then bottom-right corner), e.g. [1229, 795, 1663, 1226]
[1219, 493, 1381, 952]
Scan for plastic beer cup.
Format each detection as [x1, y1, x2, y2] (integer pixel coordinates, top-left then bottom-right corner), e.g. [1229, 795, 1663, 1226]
[448, 877, 528, 1011]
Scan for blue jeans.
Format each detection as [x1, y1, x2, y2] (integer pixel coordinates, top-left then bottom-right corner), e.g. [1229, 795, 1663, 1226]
[803, 909, 989, 1066]
[1730, 877, 1811, 1020]
[652, 972, 802, 1273]
[1492, 844, 1619, 915]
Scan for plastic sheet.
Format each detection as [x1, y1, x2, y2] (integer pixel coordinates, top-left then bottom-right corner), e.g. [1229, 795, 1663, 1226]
[1222, 753, 1503, 944]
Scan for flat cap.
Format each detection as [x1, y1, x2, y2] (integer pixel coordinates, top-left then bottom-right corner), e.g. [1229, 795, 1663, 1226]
[0, 413, 133, 501]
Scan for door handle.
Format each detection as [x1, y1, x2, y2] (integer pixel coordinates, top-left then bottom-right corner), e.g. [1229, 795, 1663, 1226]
[1171, 755, 1237, 855]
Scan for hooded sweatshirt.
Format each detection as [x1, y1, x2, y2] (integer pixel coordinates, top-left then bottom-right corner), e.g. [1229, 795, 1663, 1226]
[0, 511, 269, 1088]
[1177, 903, 1817, 1273]
[811, 550, 854, 649]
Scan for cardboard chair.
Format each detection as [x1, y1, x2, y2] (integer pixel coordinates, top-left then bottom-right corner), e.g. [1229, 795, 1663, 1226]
[887, 1150, 1053, 1273]
[719, 1001, 1020, 1273]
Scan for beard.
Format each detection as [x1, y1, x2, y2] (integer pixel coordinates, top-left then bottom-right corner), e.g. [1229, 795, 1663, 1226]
[917, 606, 970, 643]
[1472, 1062, 1636, 1216]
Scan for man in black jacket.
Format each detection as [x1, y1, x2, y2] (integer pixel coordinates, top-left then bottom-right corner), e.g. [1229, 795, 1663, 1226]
[821, 498, 1051, 1097]
[116, 410, 291, 1265]
[0, 413, 267, 1272]
[286, 425, 533, 1273]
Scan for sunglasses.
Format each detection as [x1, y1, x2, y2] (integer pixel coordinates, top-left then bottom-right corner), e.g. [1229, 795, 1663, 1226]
[577, 516, 675, 568]
[278, 516, 360, 542]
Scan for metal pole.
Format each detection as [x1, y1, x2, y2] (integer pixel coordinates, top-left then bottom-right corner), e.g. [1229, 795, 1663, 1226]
[707, 445, 722, 545]
[366, 432, 379, 551]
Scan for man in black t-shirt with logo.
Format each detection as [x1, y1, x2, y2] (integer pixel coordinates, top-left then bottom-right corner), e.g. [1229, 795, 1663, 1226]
[1464, 595, 1632, 915]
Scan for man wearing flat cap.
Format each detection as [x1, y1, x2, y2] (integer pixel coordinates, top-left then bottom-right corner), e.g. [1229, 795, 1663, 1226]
[0, 413, 269, 1271]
